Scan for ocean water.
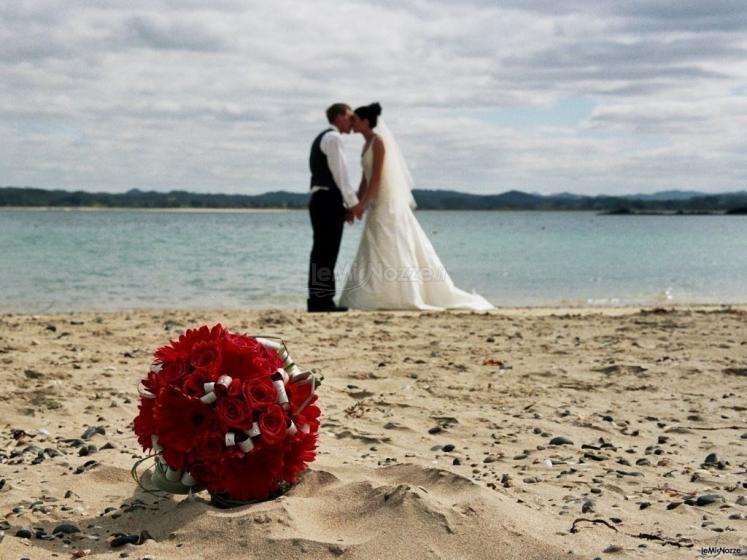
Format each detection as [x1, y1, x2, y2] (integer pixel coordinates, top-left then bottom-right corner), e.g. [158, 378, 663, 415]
[1, 208, 746, 312]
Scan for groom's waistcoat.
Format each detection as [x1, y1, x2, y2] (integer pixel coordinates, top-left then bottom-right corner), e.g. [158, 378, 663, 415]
[309, 128, 337, 190]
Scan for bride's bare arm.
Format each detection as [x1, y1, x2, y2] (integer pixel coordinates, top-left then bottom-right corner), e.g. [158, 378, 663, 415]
[357, 175, 367, 200]
[360, 137, 385, 208]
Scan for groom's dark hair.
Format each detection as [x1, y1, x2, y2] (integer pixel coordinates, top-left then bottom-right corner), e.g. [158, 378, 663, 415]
[326, 103, 351, 124]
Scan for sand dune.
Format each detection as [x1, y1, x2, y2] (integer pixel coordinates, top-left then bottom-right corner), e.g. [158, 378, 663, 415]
[1, 307, 746, 559]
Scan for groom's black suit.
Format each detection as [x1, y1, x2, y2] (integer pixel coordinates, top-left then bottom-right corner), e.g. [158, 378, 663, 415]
[308, 128, 347, 309]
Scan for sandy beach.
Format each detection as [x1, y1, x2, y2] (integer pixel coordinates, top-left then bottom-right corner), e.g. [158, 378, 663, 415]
[1, 306, 746, 559]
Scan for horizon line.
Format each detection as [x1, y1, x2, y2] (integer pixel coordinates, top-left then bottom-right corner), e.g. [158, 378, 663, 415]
[2, 185, 746, 199]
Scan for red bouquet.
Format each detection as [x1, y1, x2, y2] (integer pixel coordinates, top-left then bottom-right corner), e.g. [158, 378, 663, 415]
[133, 324, 322, 502]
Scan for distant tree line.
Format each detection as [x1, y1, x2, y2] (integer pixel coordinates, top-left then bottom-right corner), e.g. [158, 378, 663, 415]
[1, 186, 746, 213]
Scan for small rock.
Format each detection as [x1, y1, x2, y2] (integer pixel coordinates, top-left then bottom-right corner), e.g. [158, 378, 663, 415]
[15, 528, 32, 539]
[428, 426, 443, 435]
[81, 426, 105, 440]
[703, 453, 718, 465]
[452, 458, 461, 466]
[328, 543, 345, 556]
[483, 455, 499, 463]
[582, 500, 594, 513]
[78, 444, 97, 457]
[74, 460, 98, 474]
[110, 534, 139, 548]
[442, 444, 455, 452]
[666, 501, 682, 510]
[736, 496, 747, 506]
[549, 436, 574, 446]
[696, 494, 723, 506]
[639, 502, 651, 510]
[35, 528, 54, 540]
[53, 523, 80, 535]
[603, 545, 623, 553]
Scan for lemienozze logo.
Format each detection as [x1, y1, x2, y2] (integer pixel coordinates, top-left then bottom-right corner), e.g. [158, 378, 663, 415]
[697, 546, 745, 558]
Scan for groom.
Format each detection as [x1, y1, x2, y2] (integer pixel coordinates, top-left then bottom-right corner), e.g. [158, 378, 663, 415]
[307, 103, 364, 312]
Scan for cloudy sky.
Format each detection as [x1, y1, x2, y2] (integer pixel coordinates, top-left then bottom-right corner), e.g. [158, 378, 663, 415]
[2, 1, 747, 195]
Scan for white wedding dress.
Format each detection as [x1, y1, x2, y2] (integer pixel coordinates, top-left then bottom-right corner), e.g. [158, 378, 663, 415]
[339, 123, 494, 311]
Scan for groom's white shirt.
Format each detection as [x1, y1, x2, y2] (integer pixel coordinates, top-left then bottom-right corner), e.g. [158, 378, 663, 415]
[311, 125, 359, 208]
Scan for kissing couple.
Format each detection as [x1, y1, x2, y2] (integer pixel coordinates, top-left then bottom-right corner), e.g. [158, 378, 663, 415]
[307, 102, 493, 313]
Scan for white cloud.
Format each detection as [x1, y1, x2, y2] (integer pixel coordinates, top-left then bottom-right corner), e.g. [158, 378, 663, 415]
[1, 0, 746, 195]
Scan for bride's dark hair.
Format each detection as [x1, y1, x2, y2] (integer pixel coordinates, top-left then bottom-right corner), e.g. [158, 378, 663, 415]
[354, 102, 382, 128]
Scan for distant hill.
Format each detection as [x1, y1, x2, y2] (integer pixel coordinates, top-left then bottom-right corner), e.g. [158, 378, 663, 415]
[1, 186, 746, 213]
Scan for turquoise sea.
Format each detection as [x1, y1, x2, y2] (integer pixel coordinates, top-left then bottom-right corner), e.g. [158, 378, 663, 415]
[1, 208, 746, 312]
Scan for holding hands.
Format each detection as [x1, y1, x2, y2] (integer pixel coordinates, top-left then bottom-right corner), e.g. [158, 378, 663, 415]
[345, 203, 365, 224]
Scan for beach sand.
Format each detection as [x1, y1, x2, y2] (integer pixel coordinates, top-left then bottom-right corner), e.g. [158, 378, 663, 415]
[0, 306, 745, 559]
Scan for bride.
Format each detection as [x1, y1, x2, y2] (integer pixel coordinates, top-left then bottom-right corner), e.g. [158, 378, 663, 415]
[339, 103, 494, 311]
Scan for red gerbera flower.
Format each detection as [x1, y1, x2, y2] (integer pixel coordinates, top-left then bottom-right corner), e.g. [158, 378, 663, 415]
[162, 446, 188, 470]
[194, 429, 226, 463]
[154, 386, 217, 452]
[213, 447, 284, 501]
[133, 398, 156, 450]
[187, 458, 222, 487]
[155, 324, 226, 365]
[281, 431, 317, 483]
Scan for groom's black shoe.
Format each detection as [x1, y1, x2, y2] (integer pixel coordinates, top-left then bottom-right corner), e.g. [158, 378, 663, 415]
[307, 298, 348, 313]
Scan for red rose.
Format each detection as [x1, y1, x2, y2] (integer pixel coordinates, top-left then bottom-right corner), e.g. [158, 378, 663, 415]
[258, 404, 287, 446]
[242, 347, 286, 380]
[181, 370, 210, 398]
[156, 360, 191, 387]
[221, 334, 264, 379]
[216, 397, 253, 430]
[227, 378, 242, 398]
[194, 430, 225, 463]
[286, 382, 314, 412]
[242, 377, 277, 410]
[190, 339, 222, 379]
[296, 403, 321, 433]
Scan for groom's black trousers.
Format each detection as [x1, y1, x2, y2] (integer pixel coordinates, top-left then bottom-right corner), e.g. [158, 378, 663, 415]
[308, 188, 347, 303]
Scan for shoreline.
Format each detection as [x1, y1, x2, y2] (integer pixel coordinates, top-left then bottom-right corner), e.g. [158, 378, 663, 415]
[0, 206, 602, 213]
[3, 302, 747, 318]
